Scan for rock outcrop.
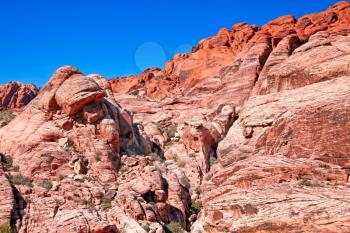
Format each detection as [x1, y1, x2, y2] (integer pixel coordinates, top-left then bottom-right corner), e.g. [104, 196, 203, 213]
[0, 66, 201, 233]
[1, 2, 350, 233]
[0, 82, 38, 110]
[110, 1, 350, 108]
[195, 76, 350, 232]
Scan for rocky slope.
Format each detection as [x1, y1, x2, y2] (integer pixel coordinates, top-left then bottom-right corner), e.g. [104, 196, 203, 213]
[0, 2, 350, 233]
[0, 82, 38, 110]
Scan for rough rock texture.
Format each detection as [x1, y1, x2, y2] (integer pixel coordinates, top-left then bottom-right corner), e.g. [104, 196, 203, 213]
[0, 163, 14, 227]
[1, 2, 350, 233]
[0, 82, 38, 110]
[195, 76, 350, 232]
[110, 1, 350, 109]
[110, 2, 350, 232]
[0, 66, 195, 233]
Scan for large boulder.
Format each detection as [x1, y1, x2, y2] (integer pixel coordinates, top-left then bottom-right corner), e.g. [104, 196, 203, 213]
[55, 75, 105, 116]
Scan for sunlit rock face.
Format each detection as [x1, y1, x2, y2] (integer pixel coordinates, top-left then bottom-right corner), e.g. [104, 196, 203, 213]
[0, 81, 38, 110]
[1, 2, 350, 233]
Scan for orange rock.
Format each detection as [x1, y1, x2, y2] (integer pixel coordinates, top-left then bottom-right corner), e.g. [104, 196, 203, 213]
[0, 81, 38, 110]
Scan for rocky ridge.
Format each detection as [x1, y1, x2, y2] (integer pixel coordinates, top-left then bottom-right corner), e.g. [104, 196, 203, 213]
[0, 2, 350, 233]
[0, 82, 38, 110]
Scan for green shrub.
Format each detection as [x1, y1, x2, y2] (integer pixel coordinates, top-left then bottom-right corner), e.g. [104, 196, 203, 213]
[0, 154, 13, 171]
[118, 165, 126, 173]
[101, 196, 112, 210]
[0, 110, 15, 128]
[0, 222, 11, 233]
[209, 156, 217, 167]
[82, 198, 94, 208]
[180, 176, 190, 189]
[299, 177, 312, 187]
[194, 187, 201, 195]
[141, 223, 150, 232]
[205, 174, 212, 181]
[64, 140, 78, 154]
[9, 175, 33, 187]
[39, 180, 53, 190]
[149, 201, 157, 211]
[190, 201, 203, 215]
[166, 125, 177, 138]
[171, 155, 178, 162]
[166, 221, 184, 233]
[149, 152, 164, 162]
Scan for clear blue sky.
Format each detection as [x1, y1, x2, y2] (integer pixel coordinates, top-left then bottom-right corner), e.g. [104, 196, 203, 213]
[1, 0, 341, 86]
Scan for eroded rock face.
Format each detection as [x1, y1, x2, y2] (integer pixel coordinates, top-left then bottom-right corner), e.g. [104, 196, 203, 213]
[0, 82, 38, 110]
[1, 2, 350, 233]
[55, 75, 105, 116]
[110, 1, 350, 109]
[0, 66, 194, 233]
[0, 162, 14, 227]
[196, 76, 350, 232]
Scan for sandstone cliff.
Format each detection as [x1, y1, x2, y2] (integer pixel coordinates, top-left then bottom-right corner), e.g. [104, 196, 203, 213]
[0, 82, 38, 110]
[0, 2, 350, 233]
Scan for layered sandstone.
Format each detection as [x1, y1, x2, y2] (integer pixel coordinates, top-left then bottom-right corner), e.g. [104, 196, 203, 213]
[110, 1, 350, 108]
[0, 81, 38, 110]
[0, 66, 204, 233]
[194, 76, 350, 232]
[0, 2, 350, 233]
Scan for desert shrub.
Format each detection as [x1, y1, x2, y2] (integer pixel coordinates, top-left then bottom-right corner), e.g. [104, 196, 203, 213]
[205, 174, 212, 181]
[9, 175, 33, 187]
[171, 155, 178, 162]
[190, 201, 203, 215]
[0, 154, 13, 171]
[299, 177, 312, 187]
[166, 221, 184, 233]
[180, 175, 190, 189]
[82, 198, 94, 208]
[194, 186, 201, 195]
[149, 201, 157, 211]
[0, 222, 11, 233]
[149, 152, 164, 162]
[39, 180, 53, 190]
[101, 196, 112, 210]
[118, 164, 126, 173]
[209, 155, 217, 167]
[0, 110, 15, 128]
[141, 223, 150, 232]
[64, 140, 78, 154]
[166, 125, 177, 138]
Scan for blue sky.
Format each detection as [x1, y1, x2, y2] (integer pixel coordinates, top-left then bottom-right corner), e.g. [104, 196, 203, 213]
[0, 0, 341, 86]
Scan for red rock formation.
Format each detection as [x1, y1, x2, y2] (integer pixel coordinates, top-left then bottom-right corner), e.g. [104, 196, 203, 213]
[1, 2, 350, 233]
[0, 82, 38, 110]
[196, 76, 350, 232]
[0, 66, 195, 233]
[109, 2, 350, 232]
[110, 1, 350, 108]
